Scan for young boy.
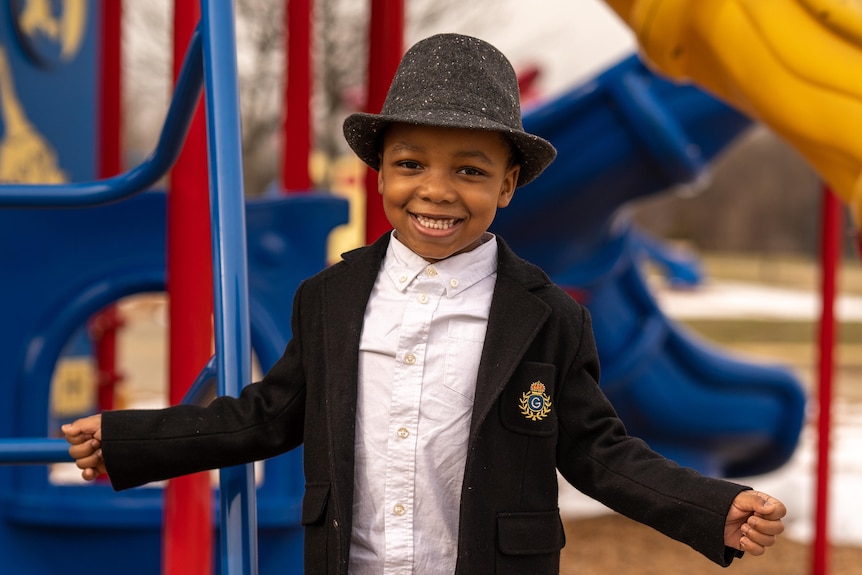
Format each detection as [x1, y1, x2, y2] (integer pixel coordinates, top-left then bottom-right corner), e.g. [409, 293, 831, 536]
[64, 33, 786, 574]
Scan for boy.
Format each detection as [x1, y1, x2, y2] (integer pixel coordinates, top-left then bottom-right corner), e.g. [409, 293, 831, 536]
[64, 33, 786, 574]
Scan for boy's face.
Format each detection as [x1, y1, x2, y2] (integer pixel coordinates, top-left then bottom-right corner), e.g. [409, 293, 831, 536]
[378, 123, 520, 263]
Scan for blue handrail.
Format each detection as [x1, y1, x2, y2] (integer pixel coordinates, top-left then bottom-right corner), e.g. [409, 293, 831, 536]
[0, 1, 259, 573]
[0, 31, 204, 207]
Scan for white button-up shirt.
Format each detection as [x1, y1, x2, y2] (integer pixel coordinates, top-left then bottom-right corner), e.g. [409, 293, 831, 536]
[350, 233, 498, 574]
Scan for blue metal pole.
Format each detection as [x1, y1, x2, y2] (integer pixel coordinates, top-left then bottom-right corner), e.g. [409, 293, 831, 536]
[199, 1, 257, 574]
[0, 439, 71, 464]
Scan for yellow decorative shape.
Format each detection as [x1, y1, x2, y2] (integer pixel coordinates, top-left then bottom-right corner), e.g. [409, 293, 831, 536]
[0, 46, 67, 184]
[604, 0, 862, 226]
[50, 357, 96, 417]
[799, 0, 862, 45]
[18, 0, 88, 60]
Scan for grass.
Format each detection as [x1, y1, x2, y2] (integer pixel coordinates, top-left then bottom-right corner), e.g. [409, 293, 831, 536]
[699, 251, 862, 295]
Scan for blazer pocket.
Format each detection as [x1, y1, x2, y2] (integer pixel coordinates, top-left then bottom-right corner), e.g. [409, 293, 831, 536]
[301, 482, 331, 526]
[499, 361, 557, 436]
[497, 510, 565, 555]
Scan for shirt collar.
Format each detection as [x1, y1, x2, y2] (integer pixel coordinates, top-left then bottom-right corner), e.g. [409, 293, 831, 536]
[383, 231, 498, 296]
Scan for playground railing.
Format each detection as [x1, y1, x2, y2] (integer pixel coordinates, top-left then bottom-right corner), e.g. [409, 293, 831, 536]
[0, 1, 259, 574]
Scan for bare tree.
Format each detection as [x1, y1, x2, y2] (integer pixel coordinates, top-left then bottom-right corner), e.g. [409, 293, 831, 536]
[122, 0, 501, 196]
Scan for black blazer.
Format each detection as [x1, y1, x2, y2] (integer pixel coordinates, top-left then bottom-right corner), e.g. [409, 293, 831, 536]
[102, 234, 746, 574]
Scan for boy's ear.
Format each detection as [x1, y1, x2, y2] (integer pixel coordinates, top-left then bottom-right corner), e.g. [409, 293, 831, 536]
[497, 164, 519, 208]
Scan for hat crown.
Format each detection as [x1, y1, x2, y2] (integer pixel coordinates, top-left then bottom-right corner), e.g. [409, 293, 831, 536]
[380, 33, 524, 132]
[342, 33, 556, 187]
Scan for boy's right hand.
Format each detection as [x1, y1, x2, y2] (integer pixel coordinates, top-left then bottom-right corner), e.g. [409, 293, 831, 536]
[61, 414, 106, 481]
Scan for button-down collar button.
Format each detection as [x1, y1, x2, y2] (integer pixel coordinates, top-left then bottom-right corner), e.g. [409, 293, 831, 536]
[449, 278, 459, 288]
[398, 274, 408, 283]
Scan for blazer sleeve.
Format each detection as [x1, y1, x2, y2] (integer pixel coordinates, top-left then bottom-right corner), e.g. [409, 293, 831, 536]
[101, 281, 311, 491]
[555, 307, 748, 567]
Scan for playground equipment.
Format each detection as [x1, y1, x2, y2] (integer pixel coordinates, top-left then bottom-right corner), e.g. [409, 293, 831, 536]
[0, 191, 346, 574]
[0, 3, 347, 574]
[604, 0, 862, 231]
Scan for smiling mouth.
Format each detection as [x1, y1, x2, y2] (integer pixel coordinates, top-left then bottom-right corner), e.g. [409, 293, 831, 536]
[413, 214, 462, 231]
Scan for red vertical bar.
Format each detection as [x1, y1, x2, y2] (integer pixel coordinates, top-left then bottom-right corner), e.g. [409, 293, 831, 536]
[363, 0, 403, 244]
[94, 0, 123, 412]
[99, 0, 121, 179]
[164, 2, 214, 575]
[812, 186, 842, 575]
[283, 0, 313, 192]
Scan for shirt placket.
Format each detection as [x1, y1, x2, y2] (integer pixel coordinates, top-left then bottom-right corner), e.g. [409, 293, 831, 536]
[383, 267, 442, 574]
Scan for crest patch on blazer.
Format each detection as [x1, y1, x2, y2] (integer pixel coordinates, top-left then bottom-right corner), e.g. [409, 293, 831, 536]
[519, 380, 552, 421]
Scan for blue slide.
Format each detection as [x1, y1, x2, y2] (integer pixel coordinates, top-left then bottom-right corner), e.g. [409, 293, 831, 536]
[493, 56, 806, 478]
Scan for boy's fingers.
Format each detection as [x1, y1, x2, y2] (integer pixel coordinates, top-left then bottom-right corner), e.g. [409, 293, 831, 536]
[68, 438, 100, 460]
[743, 523, 777, 548]
[80, 465, 105, 482]
[72, 449, 102, 472]
[63, 430, 92, 445]
[735, 490, 787, 520]
[61, 415, 102, 441]
[748, 515, 785, 537]
[739, 536, 767, 556]
[752, 492, 787, 520]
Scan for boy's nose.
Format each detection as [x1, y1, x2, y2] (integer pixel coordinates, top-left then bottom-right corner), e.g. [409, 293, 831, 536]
[417, 172, 456, 203]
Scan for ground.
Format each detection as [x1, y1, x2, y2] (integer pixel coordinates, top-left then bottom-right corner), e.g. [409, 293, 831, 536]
[561, 514, 862, 575]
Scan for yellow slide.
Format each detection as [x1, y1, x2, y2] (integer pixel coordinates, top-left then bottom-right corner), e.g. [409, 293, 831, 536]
[604, 0, 862, 227]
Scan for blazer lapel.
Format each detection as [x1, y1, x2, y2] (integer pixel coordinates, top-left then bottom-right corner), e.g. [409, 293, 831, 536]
[470, 238, 551, 439]
[320, 234, 389, 504]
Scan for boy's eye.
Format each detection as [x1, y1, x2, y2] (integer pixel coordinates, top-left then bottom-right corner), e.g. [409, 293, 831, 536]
[458, 166, 486, 177]
[397, 160, 422, 170]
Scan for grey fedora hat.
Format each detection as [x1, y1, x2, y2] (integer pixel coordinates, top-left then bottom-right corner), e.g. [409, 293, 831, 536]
[343, 33, 556, 187]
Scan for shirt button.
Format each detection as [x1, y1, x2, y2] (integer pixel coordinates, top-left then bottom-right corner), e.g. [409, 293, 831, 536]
[393, 504, 406, 516]
[399, 274, 408, 283]
[425, 266, 438, 277]
[417, 293, 429, 304]
[449, 278, 459, 288]
[397, 427, 409, 439]
[404, 353, 417, 365]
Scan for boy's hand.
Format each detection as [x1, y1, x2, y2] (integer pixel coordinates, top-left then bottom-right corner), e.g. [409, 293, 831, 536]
[61, 414, 106, 481]
[724, 490, 787, 556]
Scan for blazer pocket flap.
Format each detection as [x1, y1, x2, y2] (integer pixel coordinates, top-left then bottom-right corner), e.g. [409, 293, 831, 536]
[301, 482, 331, 526]
[497, 510, 564, 556]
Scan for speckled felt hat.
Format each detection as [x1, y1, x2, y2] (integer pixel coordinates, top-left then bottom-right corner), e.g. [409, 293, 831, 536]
[343, 33, 557, 187]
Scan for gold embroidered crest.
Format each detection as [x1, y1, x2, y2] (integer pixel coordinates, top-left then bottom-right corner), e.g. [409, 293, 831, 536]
[519, 380, 552, 421]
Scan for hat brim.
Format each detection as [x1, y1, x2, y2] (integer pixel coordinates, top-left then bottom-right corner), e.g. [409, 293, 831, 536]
[343, 111, 556, 188]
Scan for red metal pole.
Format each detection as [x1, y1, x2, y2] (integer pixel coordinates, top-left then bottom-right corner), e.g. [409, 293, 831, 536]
[283, 0, 314, 192]
[164, 2, 214, 574]
[93, 0, 124, 413]
[363, 0, 403, 244]
[812, 186, 842, 575]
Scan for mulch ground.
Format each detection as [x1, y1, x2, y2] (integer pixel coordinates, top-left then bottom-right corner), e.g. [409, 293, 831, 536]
[560, 514, 862, 575]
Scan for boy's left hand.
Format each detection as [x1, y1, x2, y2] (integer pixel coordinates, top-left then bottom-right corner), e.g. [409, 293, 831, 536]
[724, 490, 787, 555]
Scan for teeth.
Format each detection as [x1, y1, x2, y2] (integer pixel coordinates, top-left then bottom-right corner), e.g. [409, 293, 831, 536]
[415, 214, 458, 230]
